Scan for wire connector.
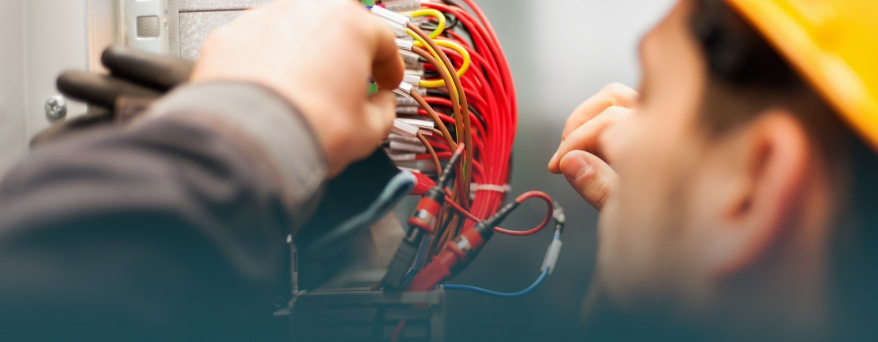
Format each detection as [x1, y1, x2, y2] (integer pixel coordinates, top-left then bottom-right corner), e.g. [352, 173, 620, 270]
[372, 6, 410, 35]
[391, 117, 419, 137]
[541, 233, 562, 274]
[395, 37, 414, 51]
[389, 140, 427, 154]
[400, 50, 422, 69]
[394, 81, 414, 98]
[403, 73, 421, 86]
[384, 0, 420, 12]
[552, 201, 566, 234]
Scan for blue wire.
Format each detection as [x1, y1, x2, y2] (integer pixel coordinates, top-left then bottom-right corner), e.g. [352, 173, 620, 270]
[442, 268, 550, 298]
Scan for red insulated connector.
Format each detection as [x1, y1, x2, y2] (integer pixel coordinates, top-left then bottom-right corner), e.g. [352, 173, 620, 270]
[409, 171, 436, 196]
[407, 245, 457, 292]
[406, 225, 488, 291]
[408, 195, 442, 233]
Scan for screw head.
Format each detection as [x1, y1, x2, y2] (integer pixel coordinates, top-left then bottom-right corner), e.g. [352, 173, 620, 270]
[45, 95, 67, 120]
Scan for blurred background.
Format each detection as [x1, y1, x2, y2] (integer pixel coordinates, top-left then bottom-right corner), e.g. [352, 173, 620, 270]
[444, 1, 673, 340]
[0, 0, 674, 340]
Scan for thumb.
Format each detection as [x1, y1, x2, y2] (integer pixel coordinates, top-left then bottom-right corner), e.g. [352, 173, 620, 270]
[363, 90, 397, 141]
[559, 150, 618, 211]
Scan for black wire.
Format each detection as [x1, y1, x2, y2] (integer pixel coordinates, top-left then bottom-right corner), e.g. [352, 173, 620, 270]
[420, 13, 460, 33]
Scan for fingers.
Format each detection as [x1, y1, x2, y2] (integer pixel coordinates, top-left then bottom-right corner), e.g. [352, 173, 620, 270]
[57, 70, 160, 108]
[562, 83, 638, 141]
[560, 150, 618, 211]
[361, 90, 397, 149]
[549, 105, 630, 173]
[101, 46, 194, 91]
[358, 6, 404, 90]
[365, 90, 397, 135]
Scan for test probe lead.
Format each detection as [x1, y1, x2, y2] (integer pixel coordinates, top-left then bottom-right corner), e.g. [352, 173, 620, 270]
[381, 144, 466, 291]
[370, 0, 563, 298]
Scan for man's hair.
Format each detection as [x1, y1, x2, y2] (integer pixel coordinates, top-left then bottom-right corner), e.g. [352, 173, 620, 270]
[689, 0, 878, 338]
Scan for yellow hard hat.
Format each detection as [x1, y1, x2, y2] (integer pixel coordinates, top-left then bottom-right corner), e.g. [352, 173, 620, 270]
[726, 0, 878, 150]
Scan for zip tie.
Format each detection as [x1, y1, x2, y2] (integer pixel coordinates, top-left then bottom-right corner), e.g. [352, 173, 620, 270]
[471, 183, 512, 194]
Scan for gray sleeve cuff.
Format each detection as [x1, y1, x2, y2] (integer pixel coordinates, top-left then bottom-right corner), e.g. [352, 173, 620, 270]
[139, 82, 328, 226]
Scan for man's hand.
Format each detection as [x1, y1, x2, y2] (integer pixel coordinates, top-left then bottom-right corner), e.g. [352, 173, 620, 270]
[548, 83, 638, 210]
[191, 0, 405, 177]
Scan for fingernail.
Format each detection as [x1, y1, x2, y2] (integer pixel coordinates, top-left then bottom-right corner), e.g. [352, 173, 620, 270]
[570, 154, 594, 180]
[550, 151, 559, 165]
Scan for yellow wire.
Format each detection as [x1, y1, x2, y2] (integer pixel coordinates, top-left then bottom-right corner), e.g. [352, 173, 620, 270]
[407, 28, 459, 96]
[409, 39, 472, 88]
[407, 28, 466, 164]
[410, 9, 447, 39]
[421, 40, 470, 87]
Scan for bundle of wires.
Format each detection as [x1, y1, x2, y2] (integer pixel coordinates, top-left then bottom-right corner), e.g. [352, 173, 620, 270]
[374, 0, 522, 257]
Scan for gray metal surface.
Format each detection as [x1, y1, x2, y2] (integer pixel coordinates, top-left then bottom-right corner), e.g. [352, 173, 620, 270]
[0, 0, 89, 175]
[0, 0, 27, 174]
[179, 0, 272, 11]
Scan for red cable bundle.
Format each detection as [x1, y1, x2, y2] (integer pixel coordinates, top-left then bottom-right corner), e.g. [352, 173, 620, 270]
[420, 0, 517, 225]
[380, 0, 551, 256]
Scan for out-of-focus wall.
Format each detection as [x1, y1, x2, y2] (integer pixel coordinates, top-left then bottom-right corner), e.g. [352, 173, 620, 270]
[0, 0, 88, 175]
[443, 1, 674, 341]
[0, 0, 27, 175]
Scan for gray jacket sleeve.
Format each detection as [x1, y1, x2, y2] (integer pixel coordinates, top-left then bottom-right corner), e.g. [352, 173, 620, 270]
[0, 82, 326, 341]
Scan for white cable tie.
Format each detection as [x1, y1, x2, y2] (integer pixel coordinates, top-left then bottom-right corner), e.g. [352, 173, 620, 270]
[471, 183, 512, 194]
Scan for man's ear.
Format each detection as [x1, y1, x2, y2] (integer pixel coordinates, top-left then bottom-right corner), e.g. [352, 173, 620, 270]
[712, 111, 810, 279]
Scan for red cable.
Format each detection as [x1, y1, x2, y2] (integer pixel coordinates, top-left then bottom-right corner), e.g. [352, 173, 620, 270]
[391, 320, 406, 342]
[443, 190, 554, 237]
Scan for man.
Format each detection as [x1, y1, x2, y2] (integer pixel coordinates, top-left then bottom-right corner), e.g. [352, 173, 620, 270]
[0, 0, 403, 340]
[1, 0, 874, 341]
[549, 0, 878, 341]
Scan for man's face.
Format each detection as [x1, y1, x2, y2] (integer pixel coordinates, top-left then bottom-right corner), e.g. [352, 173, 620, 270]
[594, 0, 729, 310]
